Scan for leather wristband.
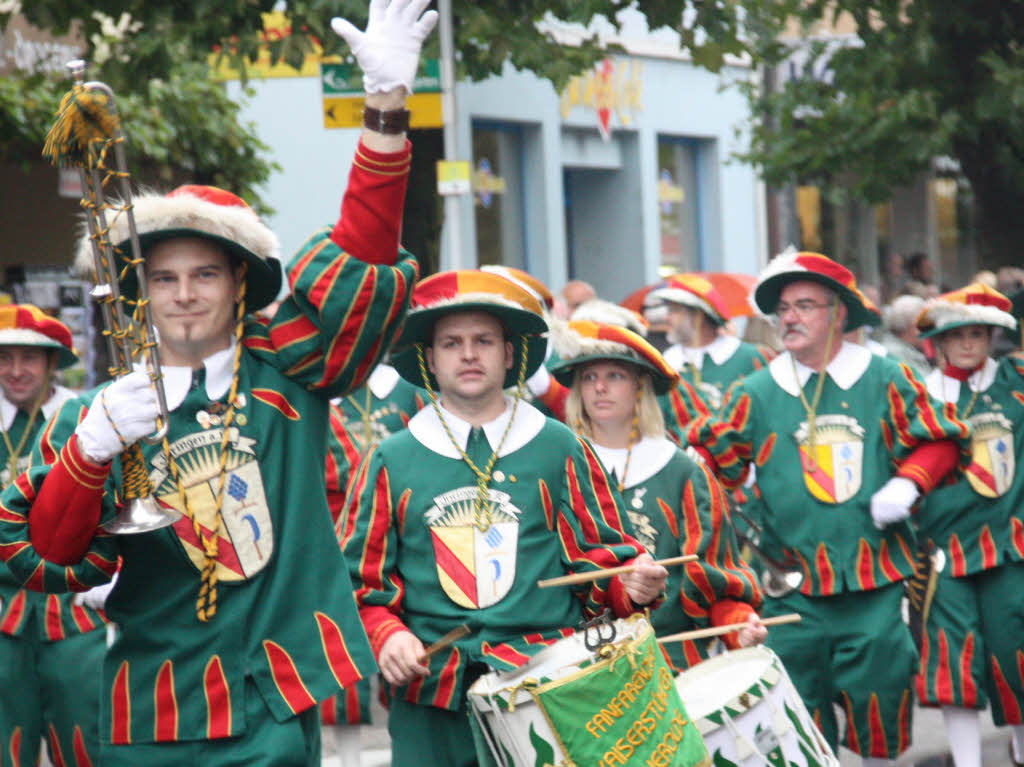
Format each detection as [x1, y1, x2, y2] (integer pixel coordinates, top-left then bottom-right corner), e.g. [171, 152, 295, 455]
[363, 106, 411, 134]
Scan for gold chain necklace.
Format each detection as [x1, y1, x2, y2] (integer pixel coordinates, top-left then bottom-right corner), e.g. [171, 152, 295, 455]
[791, 302, 840, 474]
[344, 385, 376, 451]
[416, 340, 529, 531]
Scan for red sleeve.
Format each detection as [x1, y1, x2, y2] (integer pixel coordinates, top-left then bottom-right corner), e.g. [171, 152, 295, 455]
[330, 139, 412, 265]
[29, 435, 109, 565]
[710, 598, 756, 651]
[897, 439, 959, 494]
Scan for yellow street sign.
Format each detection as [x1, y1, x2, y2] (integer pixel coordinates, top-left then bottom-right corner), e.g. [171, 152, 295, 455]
[323, 92, 443, 130]
[436, 161, 471, 196]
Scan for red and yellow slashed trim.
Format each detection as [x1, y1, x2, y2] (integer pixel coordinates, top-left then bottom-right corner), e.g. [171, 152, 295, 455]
[111, 661, 131, 745]
[989, 654, 1023, 724]
[263, 640, 316, 714]
[251, 389, 301, 420]
[316, 611, 361, 689]
[0, 589, 27, 634]
[74, 724, 94, 767]
[754, 433, 776, 467]
[154, 661, 179, 742]
[204, 656, 232, 739]
[537, 479, 554, 531]
[433, 647, 462, 709]
[657, 498, 680, 539]
[44, 594, 65, 640]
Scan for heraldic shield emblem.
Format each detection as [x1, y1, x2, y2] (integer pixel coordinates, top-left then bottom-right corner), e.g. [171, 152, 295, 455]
[150, 428, 273, 581]
[426, 487, 521, 609]
[794, 414, 865, 504]
[965, 411, 1014, 498]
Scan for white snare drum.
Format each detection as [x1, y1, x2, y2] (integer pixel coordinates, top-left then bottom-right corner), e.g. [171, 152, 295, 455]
[468, 614, 709, 767]
[674, 646, 838, 767]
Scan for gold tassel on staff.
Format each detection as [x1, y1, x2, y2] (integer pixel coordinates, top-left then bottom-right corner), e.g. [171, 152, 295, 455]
[42, 60, 178, 538]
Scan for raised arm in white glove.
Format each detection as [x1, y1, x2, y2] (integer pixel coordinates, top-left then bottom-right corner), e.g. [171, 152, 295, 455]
[331, 0, 439, 95]
[870, 476, 920, 529]
[75, 371, 160, 465]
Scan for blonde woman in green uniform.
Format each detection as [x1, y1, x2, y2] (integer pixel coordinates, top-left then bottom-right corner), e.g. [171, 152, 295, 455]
[897, 283, 1024, 767]
[550, 319, 766, 670]
[0, 305, 110, 767]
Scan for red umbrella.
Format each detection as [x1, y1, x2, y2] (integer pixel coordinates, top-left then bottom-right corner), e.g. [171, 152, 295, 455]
[620, 272, 758, 318]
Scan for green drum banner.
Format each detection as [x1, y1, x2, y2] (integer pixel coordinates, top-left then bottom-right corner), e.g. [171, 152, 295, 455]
[531, 632, 710, 767]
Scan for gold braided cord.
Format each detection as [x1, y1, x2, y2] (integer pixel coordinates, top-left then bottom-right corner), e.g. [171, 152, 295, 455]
[791, 300, 840, 473]
[415, 337, 530, 531]
[159, 266, 249, 622]
[616, 386, 643, 493]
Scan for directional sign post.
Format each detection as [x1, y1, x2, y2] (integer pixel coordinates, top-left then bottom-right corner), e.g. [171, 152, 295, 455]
[322, 59, 443, 129]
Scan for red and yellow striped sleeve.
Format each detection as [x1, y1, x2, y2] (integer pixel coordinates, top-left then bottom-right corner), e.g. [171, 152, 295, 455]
[340, 447, 410, 658]
[678, 459, 761, 626]
[242, 140, 419, 399]
[325, 404, 363, 525]
[555, 436, 648, 619]
[887, 363, 970, 489]
[685, 382, 755, 490]
[0, 396, 120, 593]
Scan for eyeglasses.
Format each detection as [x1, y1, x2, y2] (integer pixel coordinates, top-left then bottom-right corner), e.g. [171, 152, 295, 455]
[774, 300, 835, 320]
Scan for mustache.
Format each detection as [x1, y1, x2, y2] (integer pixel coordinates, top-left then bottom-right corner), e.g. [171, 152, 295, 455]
[782, 323, 809, 337]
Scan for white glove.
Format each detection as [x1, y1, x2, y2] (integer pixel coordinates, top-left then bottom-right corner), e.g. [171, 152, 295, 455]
[76, 371, 159, 464]
[331, 0, 439, 94]
[870, 476, 920, 529]
[74, 573, 118, 610]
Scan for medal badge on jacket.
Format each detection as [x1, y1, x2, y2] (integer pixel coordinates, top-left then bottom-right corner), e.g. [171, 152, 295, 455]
[965, 411, 1014, 498]
[426, 487, 520, 609]
[794, 414, 865, 504]
[150, 426, 273, 580]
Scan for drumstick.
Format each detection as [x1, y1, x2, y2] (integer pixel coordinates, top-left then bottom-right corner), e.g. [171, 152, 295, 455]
[417, 624, 471, 663]
[536, 554, 698, 589]
[657, 613, 802, 644]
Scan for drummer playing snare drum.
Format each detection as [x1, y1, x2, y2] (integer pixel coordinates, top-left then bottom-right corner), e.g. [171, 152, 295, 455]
[549, 319, 768, 669]
[342, 270, 668, 767]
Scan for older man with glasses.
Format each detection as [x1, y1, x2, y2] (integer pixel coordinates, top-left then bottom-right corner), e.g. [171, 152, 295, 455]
[684, 251, 970, 767]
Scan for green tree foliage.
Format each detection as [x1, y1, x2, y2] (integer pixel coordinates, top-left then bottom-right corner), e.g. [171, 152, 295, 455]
[737, 0, 1024, 259]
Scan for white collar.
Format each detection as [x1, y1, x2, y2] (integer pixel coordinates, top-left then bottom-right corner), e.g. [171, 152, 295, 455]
[924, 357, 998, 403]
[768, 341, 872, 396]
[591, 435, 677, 488]
[664, 335, 741, 370]
[367, 364, 400, 399]
[0, 384, 76, 431]
[407, 396, 547, 459]
[153, 340, 237, 412]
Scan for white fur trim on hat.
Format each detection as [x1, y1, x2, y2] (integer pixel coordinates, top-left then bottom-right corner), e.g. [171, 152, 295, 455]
[570, 299, 647, 336]
[0, 328, 68, 350]
[556, 330, 636, 363]
[74, 189, 280, 278]
[648, 286, 722, 322]
[920, 300, 1016, 333]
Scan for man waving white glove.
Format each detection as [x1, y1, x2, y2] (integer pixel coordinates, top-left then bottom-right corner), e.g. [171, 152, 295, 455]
[76, 370, 160, 465]
[331, 0, 439, 94]
[870, 476, 920, 529]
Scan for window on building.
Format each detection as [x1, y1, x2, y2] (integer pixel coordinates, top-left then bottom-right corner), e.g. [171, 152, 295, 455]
[657, 137, 702, 276]
[472, 122, 525, 269]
